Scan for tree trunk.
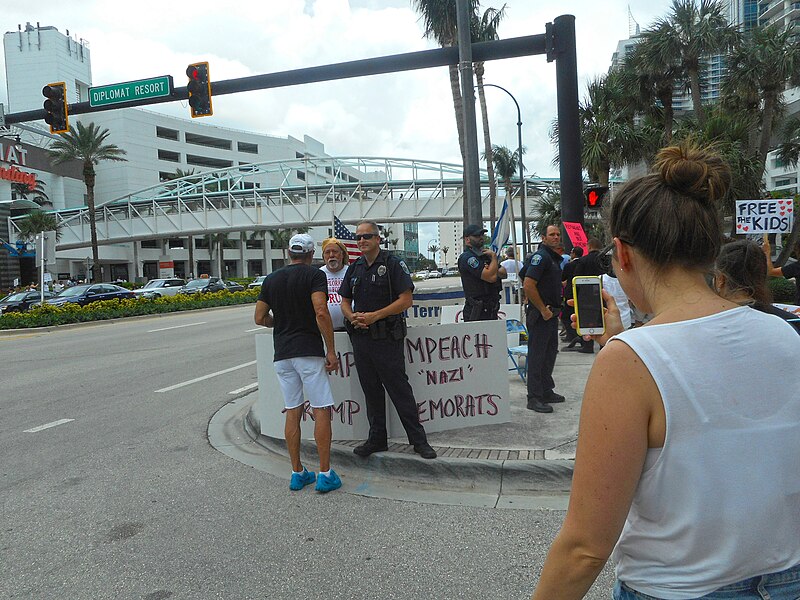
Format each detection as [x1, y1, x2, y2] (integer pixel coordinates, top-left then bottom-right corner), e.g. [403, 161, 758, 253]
[475, 65, 498, 230]
[758, 92, 777, 171]
[84, 165, 100, 283]
[598, 161, 611, 188]
[659, 88, 674, 144]
[688, 67, 705, 126]
[448, 63, 468, 224]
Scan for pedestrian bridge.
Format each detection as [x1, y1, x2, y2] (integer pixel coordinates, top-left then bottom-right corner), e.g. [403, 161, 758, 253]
[9, 156, 557, 250]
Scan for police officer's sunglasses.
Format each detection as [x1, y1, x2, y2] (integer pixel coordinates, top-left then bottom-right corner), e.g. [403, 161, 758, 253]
[354, 233, 378, 241]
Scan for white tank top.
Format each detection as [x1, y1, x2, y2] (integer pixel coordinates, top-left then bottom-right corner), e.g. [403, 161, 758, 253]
[610, 306, 800, 599]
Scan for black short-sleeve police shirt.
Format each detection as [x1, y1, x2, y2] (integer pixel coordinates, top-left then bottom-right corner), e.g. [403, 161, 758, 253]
[524, 245, 563, 306]
[338, 250, 414, 313]
[781, 260, 800, 304]
[458, 248, 496, 300]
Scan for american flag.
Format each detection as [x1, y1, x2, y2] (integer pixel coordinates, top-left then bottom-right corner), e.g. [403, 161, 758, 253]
[334, 216, 362, 260]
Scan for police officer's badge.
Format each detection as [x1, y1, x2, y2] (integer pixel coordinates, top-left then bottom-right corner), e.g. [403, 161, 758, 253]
[531, 254, 542, 266]
[399, 261, 410, 274]
[377, 265, 387, 276]
[468, 256, 480, 269]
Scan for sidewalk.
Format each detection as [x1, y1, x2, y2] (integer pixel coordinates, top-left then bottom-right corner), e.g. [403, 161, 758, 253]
[212, 342, 597, 508]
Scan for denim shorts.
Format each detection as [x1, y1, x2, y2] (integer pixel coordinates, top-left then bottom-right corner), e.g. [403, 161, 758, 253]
[614, 562, 800, 600]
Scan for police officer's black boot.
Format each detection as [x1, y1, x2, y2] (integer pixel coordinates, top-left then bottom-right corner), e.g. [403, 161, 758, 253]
[526, 398, 554, 413]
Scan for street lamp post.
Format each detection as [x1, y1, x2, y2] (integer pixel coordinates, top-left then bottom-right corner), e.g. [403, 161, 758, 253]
[477, 83, 527, 255]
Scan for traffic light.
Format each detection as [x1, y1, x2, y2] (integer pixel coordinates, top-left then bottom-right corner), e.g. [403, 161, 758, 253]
[186, 62, 212, 118]
[42, 82, 69, 133]
[585, 185, 608, 209]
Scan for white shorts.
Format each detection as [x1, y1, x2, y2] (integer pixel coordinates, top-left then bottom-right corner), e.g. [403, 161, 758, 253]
[274, 356, 334, 410]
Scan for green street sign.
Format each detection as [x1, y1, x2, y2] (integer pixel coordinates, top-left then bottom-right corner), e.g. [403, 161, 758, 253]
[89, 76, 173, 107]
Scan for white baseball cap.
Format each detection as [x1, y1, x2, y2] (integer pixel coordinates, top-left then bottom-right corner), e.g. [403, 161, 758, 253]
[289, 233, 315, 253]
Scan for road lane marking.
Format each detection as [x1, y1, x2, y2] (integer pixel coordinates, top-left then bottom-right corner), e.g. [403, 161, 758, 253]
[155, 360, 257, 393]
[245, 328, 262, 332]
[24, 419, 74, 433]
[148, 322, 206, 333]
[229, 382, 258, 395]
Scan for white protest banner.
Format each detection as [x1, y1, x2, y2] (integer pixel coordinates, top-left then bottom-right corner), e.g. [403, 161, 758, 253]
[255, 321, 511, 440]
[735, 199, 794, 234]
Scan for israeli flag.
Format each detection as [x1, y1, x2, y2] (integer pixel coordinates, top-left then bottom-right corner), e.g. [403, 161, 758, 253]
[490, 198, 511, 253]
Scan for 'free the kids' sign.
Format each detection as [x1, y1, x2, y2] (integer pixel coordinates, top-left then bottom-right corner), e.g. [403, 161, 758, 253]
[735, 199, 794, 234]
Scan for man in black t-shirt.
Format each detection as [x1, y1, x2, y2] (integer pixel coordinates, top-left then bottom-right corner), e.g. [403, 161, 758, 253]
[255, 233, 342, 493]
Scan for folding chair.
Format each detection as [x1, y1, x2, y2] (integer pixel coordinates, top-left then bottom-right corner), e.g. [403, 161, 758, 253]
[506, 319, 529, 382]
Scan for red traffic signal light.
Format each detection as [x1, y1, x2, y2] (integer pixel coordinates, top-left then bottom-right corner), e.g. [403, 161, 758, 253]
[42, 82, 69, 134]
[585, 185, 608, 209]
[186, 62, 212, 118]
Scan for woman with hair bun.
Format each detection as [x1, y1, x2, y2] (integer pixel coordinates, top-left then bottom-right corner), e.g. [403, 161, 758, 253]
[531, 143, 800, 600]
[714, 238, 800, 334]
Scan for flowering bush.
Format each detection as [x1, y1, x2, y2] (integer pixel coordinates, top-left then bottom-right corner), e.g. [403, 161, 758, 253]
[0, 288, 259, 330]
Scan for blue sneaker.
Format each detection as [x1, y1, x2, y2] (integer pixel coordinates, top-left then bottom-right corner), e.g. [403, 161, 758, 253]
[315, 469, 342, 493]
[289, 469, 316, 491]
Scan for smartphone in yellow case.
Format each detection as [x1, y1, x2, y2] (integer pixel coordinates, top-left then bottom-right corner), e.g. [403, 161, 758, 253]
[573, 275, 605, 336]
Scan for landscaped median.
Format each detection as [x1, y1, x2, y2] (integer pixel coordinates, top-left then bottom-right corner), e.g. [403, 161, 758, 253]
[0, 289, 260, 330]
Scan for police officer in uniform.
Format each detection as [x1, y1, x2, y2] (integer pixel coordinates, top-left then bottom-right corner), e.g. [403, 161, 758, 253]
[523, 225, 566, 413]
[457, 224, 504, 321]
[339, 220, 437, 459]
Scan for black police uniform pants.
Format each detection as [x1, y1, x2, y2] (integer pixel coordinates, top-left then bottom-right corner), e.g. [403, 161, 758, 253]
[526, 310, 559, 401]
[349, 333, 428, 446]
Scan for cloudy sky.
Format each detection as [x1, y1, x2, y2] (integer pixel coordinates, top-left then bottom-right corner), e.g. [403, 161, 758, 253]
[2, 0, 672, 249]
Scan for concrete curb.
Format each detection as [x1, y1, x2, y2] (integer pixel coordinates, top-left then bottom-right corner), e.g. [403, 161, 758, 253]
[245, 402, 574, 494]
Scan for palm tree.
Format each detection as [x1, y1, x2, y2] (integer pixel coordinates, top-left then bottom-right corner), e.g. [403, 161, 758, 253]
[553, 70, 657, 187]
[472, 5, 506, 228]
[427, 243, 440, 263]
[625, 26, 683, 144]
[489, 144, 523, 216]
[530, 191, 562, 239]
[643, 0, 739, 126]
[48, 121, 127, 282]
[723, 24, 800, 170]
[412, 0, 480, 221]
[441, 245, 450, 268]
[12, 180, 50, 208]
[15, 210, 62, 242]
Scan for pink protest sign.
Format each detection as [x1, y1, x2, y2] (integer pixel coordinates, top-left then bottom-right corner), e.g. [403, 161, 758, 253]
[563, 222, 588, 253]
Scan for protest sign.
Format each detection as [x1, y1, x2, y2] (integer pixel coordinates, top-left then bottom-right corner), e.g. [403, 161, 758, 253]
[562, 221, 588, 253]
[255, 321, 511, 439]
[735, 199, 794, 234]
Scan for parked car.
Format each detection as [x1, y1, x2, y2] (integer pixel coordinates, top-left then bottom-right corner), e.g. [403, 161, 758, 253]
[0, 290, 56, 313]
[444, 267, 459, 276]
[412, 270, 429, 280]
[224, 280, 245, 292]
[132, 278, 186, 299]
[179, 277, 226, 295]
[427, 270, 441, 279]
[38, 284, 135, 307]
[248, 275, 267, 290]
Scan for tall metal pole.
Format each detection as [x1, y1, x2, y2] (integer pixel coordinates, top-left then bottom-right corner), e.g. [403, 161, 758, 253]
[456, 0, 483, 226]
[549, 15, 583, 248]
[477, 83, 523, 257]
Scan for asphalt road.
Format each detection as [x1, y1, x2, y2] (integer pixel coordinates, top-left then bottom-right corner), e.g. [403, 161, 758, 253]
[0, 305, 616, 599]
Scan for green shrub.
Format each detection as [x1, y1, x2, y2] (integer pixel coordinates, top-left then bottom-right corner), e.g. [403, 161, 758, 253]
[769, 276, 797, 304]
[0, 288, 259, 330]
